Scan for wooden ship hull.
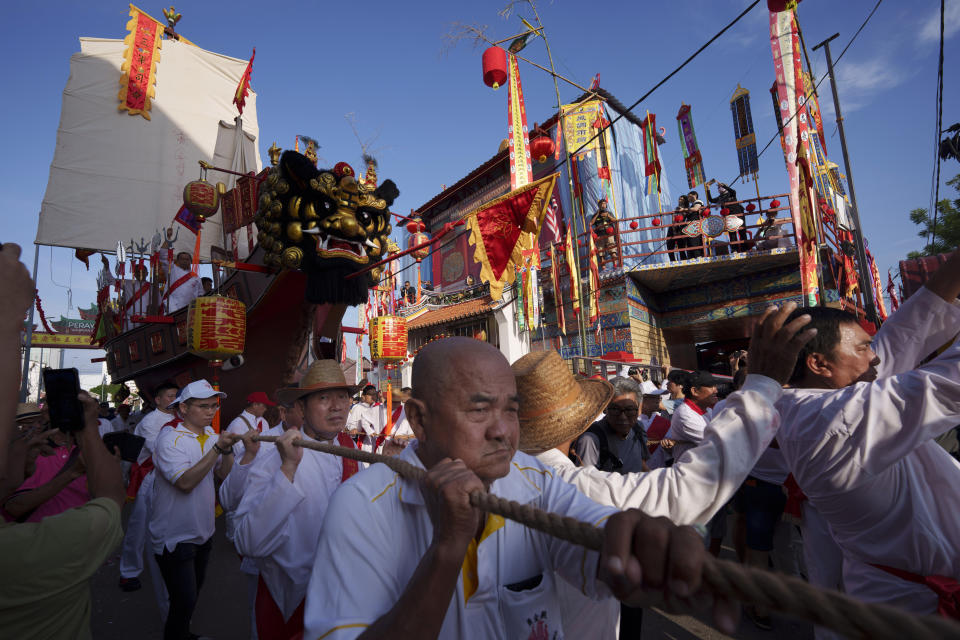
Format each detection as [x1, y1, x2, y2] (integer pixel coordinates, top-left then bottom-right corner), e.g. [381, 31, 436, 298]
[103, 249, 318, 421]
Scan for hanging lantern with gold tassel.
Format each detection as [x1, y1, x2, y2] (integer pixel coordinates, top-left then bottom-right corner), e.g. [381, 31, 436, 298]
[369, 315, 407, 363]
[186, 295, 246, 431]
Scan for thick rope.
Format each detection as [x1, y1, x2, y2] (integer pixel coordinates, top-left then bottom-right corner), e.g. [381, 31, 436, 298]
[253, 434, 960, 639]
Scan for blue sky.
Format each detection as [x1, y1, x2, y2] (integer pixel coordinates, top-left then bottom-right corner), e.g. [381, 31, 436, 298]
[2, 0, 957, 367]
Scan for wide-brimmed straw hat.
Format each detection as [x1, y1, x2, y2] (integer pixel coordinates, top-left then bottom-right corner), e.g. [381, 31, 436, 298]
[16, 402, 43, 422]
[277, 360, 358, 405]
[512, 350, 614, 454]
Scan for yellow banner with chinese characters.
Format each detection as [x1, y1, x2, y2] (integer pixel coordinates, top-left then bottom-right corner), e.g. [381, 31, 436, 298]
[31, 333, 95, 349]
[561, 100, 603, 156]
[507, 53, 532, 189]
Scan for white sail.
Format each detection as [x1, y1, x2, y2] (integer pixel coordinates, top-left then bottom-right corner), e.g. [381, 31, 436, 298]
[36, 37, 262, 260]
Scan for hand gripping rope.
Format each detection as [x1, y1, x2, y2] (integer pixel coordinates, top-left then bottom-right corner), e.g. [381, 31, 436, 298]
[252, 434, 960, 639]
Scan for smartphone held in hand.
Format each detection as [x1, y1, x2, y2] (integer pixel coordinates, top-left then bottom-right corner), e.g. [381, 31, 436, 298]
[42, 367, 84, 432]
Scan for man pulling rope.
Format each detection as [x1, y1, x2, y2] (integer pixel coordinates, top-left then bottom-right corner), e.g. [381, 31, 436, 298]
[252, 305, 959, 639]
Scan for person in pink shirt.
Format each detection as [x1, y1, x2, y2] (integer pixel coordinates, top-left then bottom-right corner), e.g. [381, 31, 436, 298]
[3, 435, 90, 523]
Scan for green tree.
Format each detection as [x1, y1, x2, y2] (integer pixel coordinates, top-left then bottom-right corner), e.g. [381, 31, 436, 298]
[908, 174, 960, 258]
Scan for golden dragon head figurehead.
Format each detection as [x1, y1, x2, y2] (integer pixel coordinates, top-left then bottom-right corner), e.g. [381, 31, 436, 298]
[255, 151, 399, 305]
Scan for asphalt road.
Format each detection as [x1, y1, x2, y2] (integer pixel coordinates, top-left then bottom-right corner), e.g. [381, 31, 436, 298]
[89, 507, 813, 639]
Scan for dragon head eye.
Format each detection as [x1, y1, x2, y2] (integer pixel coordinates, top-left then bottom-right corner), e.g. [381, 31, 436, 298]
[357, 210, 372, 227]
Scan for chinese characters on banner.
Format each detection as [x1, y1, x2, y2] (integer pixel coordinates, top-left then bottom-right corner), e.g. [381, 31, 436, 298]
[369, 316, 408, 361]
[507, 54, 533, 189]
[561, 100, 603, 156]
[187, 298, 246, 357]
[118, 8, 163, 119]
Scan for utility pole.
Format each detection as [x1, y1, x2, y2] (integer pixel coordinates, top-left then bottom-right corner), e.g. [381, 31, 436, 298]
[813, 33, 879, 325]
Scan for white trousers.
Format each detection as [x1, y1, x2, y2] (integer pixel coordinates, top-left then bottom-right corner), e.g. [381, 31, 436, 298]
[118, 471, 170, 621]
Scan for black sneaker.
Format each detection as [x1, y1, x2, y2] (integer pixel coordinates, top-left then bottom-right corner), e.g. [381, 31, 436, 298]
[118, 577, 141, 592]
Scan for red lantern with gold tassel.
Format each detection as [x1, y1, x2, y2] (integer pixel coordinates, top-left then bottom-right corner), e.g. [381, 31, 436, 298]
[186, 295, 246, 431]
[369, 316, 408, 363]
[183, 180, 221, 222]
[408, 231, 430, 262]
[529, 123, 556, 163]
[482, 46, 508, 90]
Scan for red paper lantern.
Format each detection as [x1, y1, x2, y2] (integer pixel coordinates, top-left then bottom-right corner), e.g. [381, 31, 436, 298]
[186, 296, 246, 363]
[629, 220, 639, 230]
[745, 203, 756, 212]
[605, 226, 614, 235]
[530, 134, 556, 163]
[651, 217, 661, 227]
[482, 47, 508, 90]
[720, 207, 730, 216]
[674, 213, 685, 224]
[405, 220, 419, 234]
[701, 208, 711, 218]
[183, 180, 220, 222]
[770, 199, 782, 209]
[408, 231, 430, 262]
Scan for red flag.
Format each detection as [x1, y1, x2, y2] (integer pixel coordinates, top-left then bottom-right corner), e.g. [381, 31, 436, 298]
[597, 166, 611, 180]
[233, 48, 255, 115]
[887, 271, 900, 311]
[589, 73, 600, 90]
[465, 175, 558, 300]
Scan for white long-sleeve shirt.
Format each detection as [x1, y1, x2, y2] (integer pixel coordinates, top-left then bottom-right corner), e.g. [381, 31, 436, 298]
[231, 431, 361, 620]
[161, 257, 203, 313]
[133, 409, 177, 465]
[536, 375, 783, 640]
[304, 446, 615, 640]
[663, 399, 714, 462]
[225, 409, 268, 459]
[777, 286, 960, 613]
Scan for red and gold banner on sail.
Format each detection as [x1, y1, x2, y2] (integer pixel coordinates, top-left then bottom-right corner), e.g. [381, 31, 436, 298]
[466, 173, 558, 300]
[507, 53, 533, 189]
[118, 5, 164, 120]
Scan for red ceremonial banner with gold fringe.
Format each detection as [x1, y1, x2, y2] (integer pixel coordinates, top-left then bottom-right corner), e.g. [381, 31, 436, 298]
[587, 232, 600, 324]
[233, 48, 255, 115]
[507, 53, 533, 189]
[118, 6, 163, 119]
[465, 174, 558, 300]
[770, 8, 819, 304]
[564, 225, 581, 318]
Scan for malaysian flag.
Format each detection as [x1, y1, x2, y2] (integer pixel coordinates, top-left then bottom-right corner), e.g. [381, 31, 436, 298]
[543, 194, 562, 244]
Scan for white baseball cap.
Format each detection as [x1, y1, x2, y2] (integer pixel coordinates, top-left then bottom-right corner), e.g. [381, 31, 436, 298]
[167, 379, 227, 409]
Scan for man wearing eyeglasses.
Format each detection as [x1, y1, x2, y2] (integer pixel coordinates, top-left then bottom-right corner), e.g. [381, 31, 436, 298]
[148, 380, 239, 640]
[574, 376, 650, 473]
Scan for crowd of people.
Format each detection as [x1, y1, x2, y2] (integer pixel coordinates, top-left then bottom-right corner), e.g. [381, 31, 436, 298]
[589, 180, 793, 268]
[1, 239, 960, 640]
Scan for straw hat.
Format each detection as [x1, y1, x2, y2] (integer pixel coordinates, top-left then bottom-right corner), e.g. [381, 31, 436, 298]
[16, 402, 43, 422]
[512, 350, 614, 454]
[277, 360, 358, 405]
